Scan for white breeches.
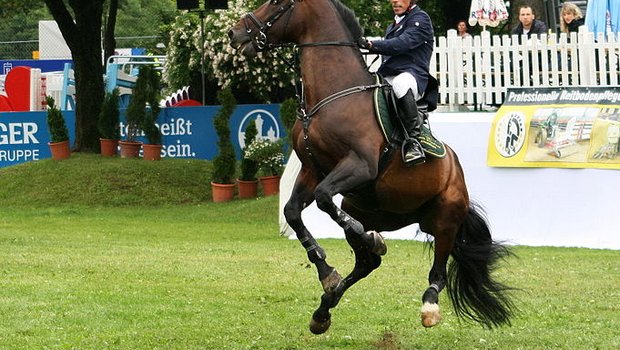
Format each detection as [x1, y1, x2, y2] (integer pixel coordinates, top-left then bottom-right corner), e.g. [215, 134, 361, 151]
[384, 72, 421, 100]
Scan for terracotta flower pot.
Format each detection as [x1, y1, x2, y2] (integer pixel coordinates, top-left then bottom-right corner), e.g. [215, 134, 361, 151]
[143, 144, 163, 161]
[237, 179, 258, 199]
[119, 140, 142, 159]
[211, 182, 236, 202]
[259, 175, 281, 196]
[48, 140, 70, 160]
[100, 138, 118, 157]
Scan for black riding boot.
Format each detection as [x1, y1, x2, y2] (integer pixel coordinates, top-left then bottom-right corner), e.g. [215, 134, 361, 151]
[396, 90, 426, 165]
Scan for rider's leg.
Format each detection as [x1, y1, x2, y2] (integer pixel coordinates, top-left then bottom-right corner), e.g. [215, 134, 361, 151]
[391, 73, 425, 165]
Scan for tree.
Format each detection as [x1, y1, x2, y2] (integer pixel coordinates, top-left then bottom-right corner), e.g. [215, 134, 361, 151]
[103, 0, 119, 64]
[44, 0, 107, 152]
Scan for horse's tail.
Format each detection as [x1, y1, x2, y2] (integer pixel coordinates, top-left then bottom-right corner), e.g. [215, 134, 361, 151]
[447, 203, 515, 328]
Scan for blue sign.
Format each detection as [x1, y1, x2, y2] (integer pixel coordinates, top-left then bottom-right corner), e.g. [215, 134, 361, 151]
[0, 111, 76, 166]
[0, 60, 73, 74]
[0, 104, 286, 168]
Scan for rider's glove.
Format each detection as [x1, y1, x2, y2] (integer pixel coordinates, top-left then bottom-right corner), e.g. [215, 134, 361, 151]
[357, 37, 372, 50]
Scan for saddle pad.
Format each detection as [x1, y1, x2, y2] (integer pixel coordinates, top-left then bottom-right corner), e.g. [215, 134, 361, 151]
[373, 76, 446, 158]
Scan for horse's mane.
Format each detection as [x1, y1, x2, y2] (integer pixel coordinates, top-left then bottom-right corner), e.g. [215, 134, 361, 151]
[329, 0, 364, 40]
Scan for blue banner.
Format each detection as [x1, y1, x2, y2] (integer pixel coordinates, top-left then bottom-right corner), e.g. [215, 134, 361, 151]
[0, 104, 285, 168]
[1, 60, 72, 74]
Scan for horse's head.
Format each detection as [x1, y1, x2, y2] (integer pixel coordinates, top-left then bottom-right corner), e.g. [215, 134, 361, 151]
[228, 0, 299, 57]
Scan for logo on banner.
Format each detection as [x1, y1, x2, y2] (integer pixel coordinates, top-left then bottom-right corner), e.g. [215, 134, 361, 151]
[237, 109, 281, 148]
[495, 112, 525, 157]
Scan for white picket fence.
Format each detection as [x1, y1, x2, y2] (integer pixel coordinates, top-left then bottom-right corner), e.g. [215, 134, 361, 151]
[432, 27, 620, 108]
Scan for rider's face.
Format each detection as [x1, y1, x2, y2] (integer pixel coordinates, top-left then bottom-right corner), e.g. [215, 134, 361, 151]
[390, 0, 411, 16]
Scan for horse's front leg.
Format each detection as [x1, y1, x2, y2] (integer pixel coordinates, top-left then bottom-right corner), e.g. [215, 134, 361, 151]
[307, 154, 387, 334]
[314, 155, 386, 256]
[283, 166, 342, 296]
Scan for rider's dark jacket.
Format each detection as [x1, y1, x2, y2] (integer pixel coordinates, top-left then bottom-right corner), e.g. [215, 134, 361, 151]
[369, 5, 434, 95]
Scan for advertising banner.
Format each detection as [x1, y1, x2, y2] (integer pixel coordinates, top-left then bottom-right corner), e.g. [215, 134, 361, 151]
[488, 86, 620, 169]
[0, 104, 285, 168]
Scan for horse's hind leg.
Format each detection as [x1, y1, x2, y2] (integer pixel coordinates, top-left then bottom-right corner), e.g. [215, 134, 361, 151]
[284, 168, 342, 298]
[420, 229, 454, 327]
[420, 201, 464, 328]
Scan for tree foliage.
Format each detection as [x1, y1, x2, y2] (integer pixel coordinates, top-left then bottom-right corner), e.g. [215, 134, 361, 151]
[98, 88, 121, 140]
[0, 0, 42, 19]
[240, 122, 259, 181]
[211, 87, 237, 184]
[125, 65, 162, 144]
[46, 96, 70, 143]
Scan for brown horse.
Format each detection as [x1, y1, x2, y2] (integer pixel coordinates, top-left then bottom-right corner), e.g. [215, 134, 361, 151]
[229, 0, 514, 333]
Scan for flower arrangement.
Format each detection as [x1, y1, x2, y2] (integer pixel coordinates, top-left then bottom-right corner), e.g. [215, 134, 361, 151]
[244, 138, 285, 177]
[163, 0, 296, 103]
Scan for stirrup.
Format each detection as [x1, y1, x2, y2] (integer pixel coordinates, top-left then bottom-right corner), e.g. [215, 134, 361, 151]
[401, 138, 426, 166]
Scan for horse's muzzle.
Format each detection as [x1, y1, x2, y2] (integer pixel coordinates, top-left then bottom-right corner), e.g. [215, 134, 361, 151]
[228, 26, 257, 57]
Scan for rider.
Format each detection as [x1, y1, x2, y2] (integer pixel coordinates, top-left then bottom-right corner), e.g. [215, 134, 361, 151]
[358, 0, 434, 165]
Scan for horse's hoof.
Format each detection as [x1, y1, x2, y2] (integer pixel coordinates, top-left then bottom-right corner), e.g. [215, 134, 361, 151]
[309, 316, 331, 334]
[320, 269, 342, 294]
[421, 302, 441, 328]
[369, 230, 387, 256]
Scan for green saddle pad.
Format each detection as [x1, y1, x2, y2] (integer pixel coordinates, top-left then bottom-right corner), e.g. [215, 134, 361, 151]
[373, 76, 446, 158]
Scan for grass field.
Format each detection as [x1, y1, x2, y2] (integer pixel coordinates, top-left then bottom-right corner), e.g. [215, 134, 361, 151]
[0, 156, 619, 349]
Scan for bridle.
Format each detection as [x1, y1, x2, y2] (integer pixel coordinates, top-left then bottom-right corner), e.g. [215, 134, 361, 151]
[244, 0, 358, 51]
[243, 0, 297, 51]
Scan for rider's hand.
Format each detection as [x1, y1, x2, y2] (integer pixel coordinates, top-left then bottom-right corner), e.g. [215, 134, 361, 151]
[357, 37, 372, 50]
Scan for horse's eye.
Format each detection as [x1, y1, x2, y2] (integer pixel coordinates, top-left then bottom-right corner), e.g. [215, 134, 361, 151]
[270, 0, 280, 5]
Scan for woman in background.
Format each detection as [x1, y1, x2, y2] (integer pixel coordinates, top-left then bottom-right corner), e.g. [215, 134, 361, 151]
[456, 20, 471, 38]
[560, 2, 585, 34]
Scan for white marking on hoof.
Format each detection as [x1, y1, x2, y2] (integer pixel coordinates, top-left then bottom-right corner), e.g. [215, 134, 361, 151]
[421, 302, 441, 327]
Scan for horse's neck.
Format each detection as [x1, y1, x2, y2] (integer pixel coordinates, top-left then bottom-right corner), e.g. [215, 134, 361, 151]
[297, 7, 372, 106]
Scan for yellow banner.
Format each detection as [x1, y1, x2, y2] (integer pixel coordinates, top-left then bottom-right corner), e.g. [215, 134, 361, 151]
[488, 87, 620, 169]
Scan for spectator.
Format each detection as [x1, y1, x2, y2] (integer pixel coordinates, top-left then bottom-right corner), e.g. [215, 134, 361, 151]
[560, 2, 585, 34]
[511, 4, 548, 39]
[456, 20, 471, 38]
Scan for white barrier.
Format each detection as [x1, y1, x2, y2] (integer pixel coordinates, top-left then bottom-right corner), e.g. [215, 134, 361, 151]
[280, 113, 620, 250]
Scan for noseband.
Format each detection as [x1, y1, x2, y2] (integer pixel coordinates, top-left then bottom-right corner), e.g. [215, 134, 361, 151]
[243, 0, 297, 50]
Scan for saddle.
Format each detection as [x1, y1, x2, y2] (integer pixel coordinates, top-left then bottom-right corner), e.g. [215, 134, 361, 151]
[373, 74, 446, 159]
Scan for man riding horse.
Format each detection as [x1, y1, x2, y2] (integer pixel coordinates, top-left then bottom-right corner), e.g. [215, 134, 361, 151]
[229, 0, 515, 332]
[359, 0, 433, 165]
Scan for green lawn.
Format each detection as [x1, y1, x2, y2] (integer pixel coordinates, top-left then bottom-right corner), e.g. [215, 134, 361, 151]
[0, 156, 618, 349]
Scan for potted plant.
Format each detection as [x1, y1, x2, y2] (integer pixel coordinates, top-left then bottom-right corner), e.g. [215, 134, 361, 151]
[244, 138, 285, 196]
[98, 88, 121, 156]
[237, 122, 259, 199]
[45, 96, 70, 160]
[137, 66, 163, 161]
[121, 65, 157, 158]
[210, 87, 237, 202]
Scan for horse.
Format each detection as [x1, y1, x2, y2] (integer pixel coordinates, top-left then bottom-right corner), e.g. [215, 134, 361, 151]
[229, 0, 514, 334]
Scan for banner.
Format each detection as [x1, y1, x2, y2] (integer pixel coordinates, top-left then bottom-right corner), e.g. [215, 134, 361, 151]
[488, 86, 620, 169]
[0, 104, 285, 168]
